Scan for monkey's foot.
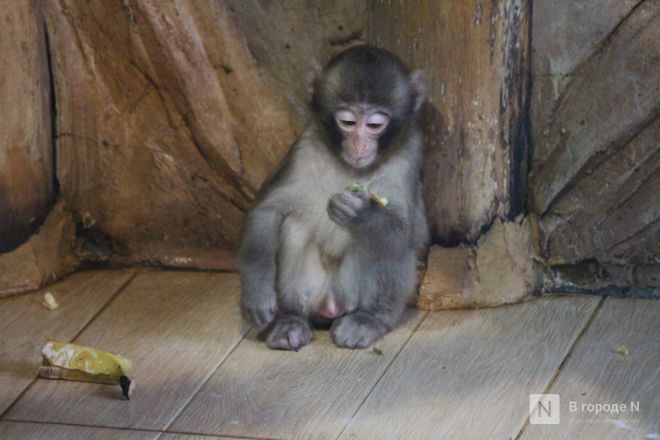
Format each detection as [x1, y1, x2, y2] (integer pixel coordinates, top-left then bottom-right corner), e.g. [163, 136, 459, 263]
[266, 316, 313, 351]
[241, 295, 277, 328]
[330, 312, 388, 349]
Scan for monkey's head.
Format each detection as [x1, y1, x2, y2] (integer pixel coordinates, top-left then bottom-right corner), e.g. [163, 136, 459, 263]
[311, 45, 426, 170]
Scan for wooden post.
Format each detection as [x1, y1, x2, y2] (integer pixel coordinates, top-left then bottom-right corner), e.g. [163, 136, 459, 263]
[369, 0, 537, 308]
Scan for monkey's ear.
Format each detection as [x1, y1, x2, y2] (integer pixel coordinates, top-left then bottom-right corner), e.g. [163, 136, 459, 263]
[306, 59, 324, 97]
[409, 70, 427, 112]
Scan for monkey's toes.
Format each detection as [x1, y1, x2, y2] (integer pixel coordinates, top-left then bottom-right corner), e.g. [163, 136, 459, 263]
[266, 316, 312, 351]
[241, 301, 277, 328]
[331, 313, 388, 349]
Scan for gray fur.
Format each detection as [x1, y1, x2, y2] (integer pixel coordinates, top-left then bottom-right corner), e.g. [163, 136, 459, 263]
[239, 45, 428, 350]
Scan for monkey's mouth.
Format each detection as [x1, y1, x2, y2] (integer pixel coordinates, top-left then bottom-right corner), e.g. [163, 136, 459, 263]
[343, 152, 376, 169]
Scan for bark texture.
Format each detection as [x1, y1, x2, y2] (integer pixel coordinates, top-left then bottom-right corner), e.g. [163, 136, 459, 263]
[0, 202, 78, 298]
[43, 0, 296, 266]
[370, 0, 537, 308]
[530, 0, 660, 291]
[0, 0, 53, 252]
[418, 217, 542, 310]
[0, 0, 367, 293]
[369, 0, 530, 244]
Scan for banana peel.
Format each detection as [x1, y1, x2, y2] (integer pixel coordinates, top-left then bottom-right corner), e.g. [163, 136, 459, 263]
[39, 339, 134, 399]
[345, 183, 389, 208]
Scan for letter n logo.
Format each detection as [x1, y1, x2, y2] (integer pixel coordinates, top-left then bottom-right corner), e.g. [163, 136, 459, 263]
[529, 394, 560, 424]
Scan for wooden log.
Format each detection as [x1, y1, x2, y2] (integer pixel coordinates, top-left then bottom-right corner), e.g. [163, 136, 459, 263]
[370, 0, 535, 307]
[0, 202, 79, 298]
[0, 0, 53, 251]
[530, 0, 659, 291]
[418, 216, 542, 310]
[530, 0, 640, 161]
[530, 1, 660, 214]
[543, 119, 660, 266]
[369, 0, 530, 243]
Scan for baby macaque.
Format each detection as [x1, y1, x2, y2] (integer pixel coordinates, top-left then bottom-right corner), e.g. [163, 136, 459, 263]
[239, 45, 428, 350]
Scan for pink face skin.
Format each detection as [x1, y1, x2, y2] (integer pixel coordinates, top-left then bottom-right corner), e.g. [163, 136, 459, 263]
[335, 107, 390, 169]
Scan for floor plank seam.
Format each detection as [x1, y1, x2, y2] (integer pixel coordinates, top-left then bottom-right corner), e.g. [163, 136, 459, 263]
[68, 270, 139, 343]
[156, 427, 282, 440]
[1, 417, 164, 435]
[513, 296, 606, 440]
[332, 310, 430, 440]
[160, 324, 254, 434]
[0, 271, 138, 421]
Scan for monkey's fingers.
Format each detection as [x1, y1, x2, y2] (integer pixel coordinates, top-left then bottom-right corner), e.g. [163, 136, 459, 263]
[347, 189, 371, 204]
[327, 197, 358, 224]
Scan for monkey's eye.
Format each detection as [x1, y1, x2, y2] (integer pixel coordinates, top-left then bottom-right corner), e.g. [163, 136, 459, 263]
[335, 110, 357, 131]
[366, 113, 389, 134]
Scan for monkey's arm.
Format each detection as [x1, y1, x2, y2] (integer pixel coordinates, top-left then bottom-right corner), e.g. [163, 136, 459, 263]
[327, 189, 411, 255]
[239, 204, 284, 327]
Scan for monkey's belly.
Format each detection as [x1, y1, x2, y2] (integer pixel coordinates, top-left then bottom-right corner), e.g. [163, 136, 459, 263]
[277, 214, 354, 317]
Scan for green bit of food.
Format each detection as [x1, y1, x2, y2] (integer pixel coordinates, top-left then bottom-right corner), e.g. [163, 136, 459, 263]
[345, 183, 368, 192]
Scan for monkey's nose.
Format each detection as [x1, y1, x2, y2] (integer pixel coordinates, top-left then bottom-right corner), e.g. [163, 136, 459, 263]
[353, 143, 370, 156]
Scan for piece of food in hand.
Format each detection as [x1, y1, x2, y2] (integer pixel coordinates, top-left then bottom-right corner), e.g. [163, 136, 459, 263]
[369, 193, 389, 208]
[345, 183, 368, 193]
[39, 339, 134, 399]
[42, 292, 60, 310]
[344, 183, 390, 208]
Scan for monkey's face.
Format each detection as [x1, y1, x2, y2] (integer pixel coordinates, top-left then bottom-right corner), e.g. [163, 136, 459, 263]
[335, 106, 390, 169]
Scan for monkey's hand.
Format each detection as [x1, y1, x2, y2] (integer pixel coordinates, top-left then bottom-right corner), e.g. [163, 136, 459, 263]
[240, 286, 278, 328]
[327, 190, 371, 226]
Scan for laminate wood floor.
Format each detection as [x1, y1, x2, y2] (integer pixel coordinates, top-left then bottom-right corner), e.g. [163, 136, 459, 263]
[1, 270, 657, 439]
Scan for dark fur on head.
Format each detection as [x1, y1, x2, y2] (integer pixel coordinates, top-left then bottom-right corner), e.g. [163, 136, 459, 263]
[311, 45, 421, 154]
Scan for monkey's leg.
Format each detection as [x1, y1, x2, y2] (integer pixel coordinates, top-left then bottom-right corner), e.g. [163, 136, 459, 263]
[239, 207, 283, 327]
[267, 218, 330, 350]
[331, 253, 416, 349]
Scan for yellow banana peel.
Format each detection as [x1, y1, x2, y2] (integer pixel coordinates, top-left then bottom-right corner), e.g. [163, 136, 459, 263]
[39, 339, 134, 399]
